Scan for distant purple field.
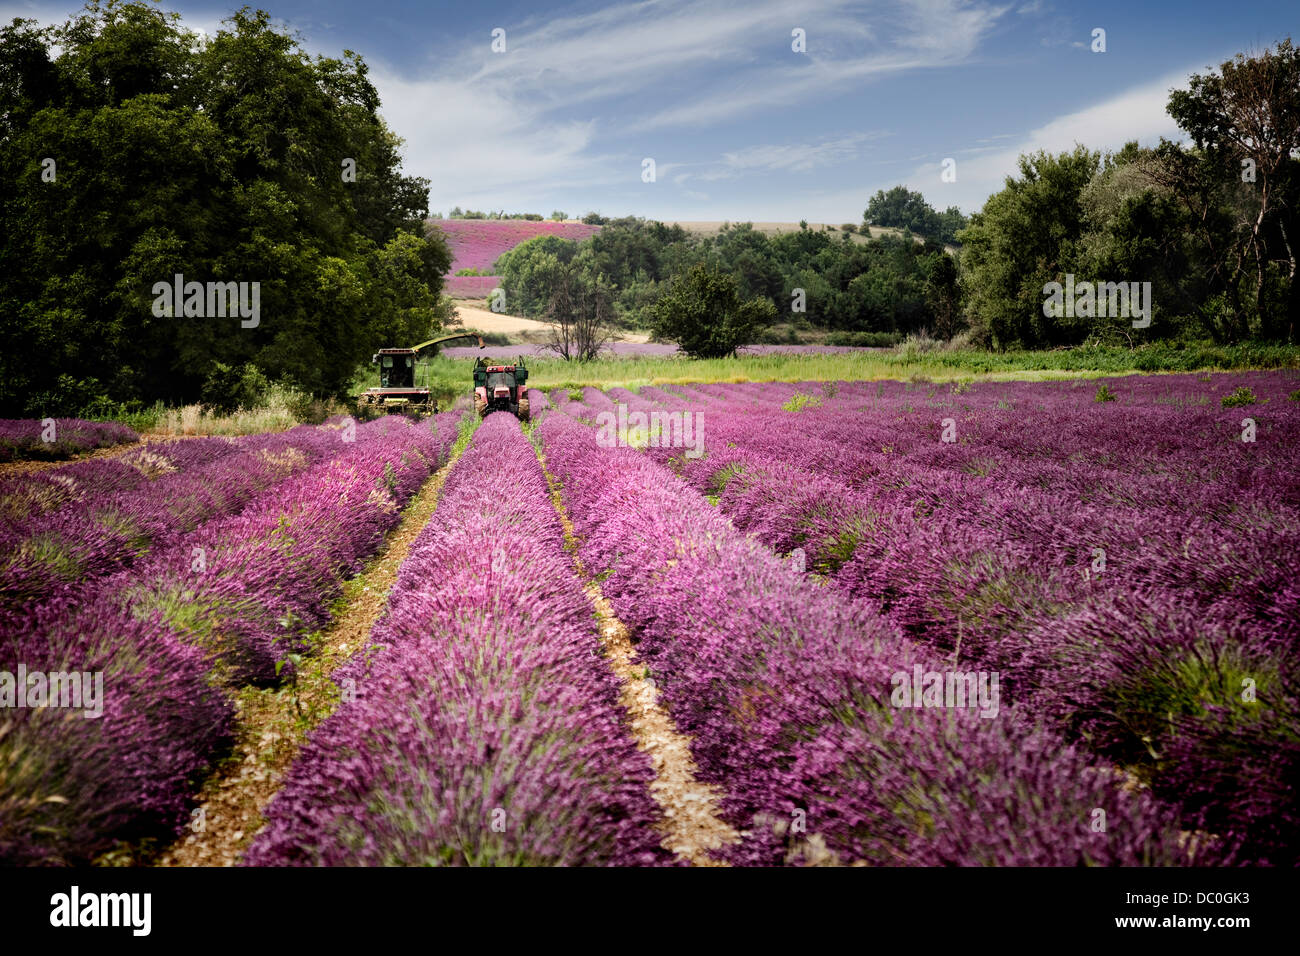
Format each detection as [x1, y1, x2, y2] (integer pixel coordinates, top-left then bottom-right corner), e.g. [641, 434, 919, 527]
[440, 342, 877, 359]
[443, 275, 501, 297]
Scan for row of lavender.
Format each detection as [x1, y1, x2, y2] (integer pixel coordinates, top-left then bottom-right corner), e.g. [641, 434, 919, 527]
[535, 408, 1212, 865]
[1, 423, 361, 610]
[0, 417, 138, 462]
[247, 413, 669, 865]
[0, 413, 462, 864]
[602, 372, 1298, 864]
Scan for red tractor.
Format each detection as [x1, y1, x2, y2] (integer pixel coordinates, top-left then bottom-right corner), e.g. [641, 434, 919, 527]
[473, 357, 530, 421]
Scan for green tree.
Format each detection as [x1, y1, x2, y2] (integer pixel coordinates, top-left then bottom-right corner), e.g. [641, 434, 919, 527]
[958, 146, 1100, 347]
[651, 263, 776, 357]
[494, 234, 578, 315]
[0, 2, 444, 414]
[1164, 39, 1300, 340]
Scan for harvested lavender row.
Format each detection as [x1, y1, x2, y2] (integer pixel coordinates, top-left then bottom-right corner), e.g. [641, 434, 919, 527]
[0, 436, 261, 529]
[0, 421, 380, 610]
[0, 417, 138, 462]
[0, 415, 452, 864]
[246, 413, 668, 866]
[538, 411, 1206, 866]
[80, 415, 450, 685]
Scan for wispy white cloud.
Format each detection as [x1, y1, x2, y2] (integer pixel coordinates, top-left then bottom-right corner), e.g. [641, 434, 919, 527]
[687, 132, 883, 182]
[369, 0, 1008, 208]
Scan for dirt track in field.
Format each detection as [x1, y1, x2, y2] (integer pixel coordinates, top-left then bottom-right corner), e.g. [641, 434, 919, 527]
[451, 302, 651, 344]
[156, 454, 460, 867]
[537, 448, 741, 866]
[158, 422, 737, 866]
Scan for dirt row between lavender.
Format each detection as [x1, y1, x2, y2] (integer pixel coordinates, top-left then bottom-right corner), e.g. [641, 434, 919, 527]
[154, 449, 464, 867]
[533, 440, 741, 866]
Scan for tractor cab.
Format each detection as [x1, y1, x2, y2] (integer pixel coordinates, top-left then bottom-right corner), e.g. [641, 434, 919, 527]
[474, 357, 530, 421]
[375, 349, 417, 389]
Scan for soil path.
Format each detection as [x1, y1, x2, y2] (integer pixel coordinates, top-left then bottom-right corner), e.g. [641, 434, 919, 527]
[536, 446, 740, 866]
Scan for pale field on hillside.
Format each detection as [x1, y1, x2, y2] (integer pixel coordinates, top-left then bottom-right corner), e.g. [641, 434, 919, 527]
[665, 220, 914, 244]
[450, 301, 651, 344]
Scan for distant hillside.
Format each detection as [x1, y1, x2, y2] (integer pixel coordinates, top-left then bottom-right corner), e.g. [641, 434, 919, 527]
[428, 220, 602, 293]
[665, 221, 917, 245]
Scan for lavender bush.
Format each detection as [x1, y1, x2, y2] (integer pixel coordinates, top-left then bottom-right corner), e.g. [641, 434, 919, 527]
[0, 414, 457, 864]
[537, 409, 1208, 865]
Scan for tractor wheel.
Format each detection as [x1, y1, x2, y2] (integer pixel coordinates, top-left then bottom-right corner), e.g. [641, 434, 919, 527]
[517, 398, 530, 422]
[475, 395, 487, 418]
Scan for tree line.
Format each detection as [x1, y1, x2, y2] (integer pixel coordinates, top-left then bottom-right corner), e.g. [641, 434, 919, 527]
[498, 39, 1298, 355]
[1, 7, 1294, 404]
[0, 2, 451, 417]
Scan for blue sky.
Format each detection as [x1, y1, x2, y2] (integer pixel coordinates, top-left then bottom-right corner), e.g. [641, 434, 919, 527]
[5, 0, 1297, 220]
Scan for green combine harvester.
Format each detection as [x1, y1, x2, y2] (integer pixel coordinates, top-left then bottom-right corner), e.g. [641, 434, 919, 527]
[358, 332, 484, 417]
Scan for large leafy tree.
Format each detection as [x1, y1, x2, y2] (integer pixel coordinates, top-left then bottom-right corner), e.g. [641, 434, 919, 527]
[651, 263, 776, 358]
[1163, 39, 1300, 341]
[958, 146, 1100, 348]
[865, 186, 967, 244]
[0, 1, 447, 415]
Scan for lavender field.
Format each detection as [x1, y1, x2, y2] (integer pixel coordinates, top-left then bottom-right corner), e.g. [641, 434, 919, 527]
[1, 371, 1296, 866]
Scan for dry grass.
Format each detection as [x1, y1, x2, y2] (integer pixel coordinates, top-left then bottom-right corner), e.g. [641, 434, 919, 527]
[152, 393, 299, 437]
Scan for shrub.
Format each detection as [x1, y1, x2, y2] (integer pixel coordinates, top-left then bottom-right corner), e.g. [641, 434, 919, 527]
[825, 331, 903, 348]
[199, 362, 273, 414]
[1221, 386, 1258, 407]
[651, 264, 777, 358]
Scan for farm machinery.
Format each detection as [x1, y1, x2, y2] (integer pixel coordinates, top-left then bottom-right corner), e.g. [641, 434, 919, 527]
[474, 357, 531, 422]
[358, 332, 485, 417]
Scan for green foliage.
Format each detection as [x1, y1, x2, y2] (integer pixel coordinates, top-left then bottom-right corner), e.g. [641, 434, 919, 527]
[959, 146, 1102, 349]
[1094, 383, 1116, 403]
[707, 462, 745, 494]
[1220, 386, 1258, 407]
[0, 3, 447, 416]
[865, 186, 968, 244]
[651, 263, 777, 358]
[493, 234, 579, 316]
[200, 362, 271, 413]
[959, 40, 1299, 349]
[781, 392, 823, 412]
